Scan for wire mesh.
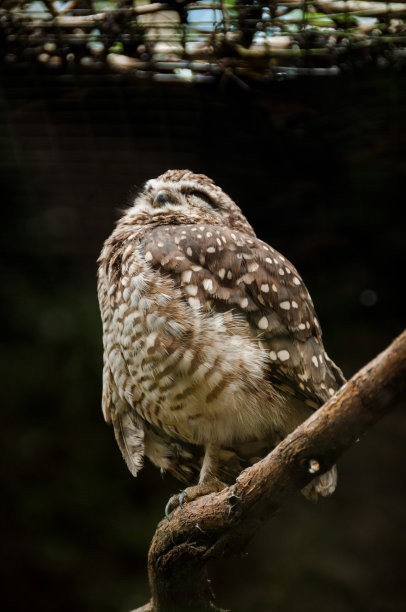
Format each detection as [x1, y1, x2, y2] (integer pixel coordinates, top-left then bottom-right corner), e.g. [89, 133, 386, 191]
[1, 1, 406, 81]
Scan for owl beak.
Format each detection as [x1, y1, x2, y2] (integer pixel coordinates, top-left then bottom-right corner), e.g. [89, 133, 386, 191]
[153, 191, 173, 208]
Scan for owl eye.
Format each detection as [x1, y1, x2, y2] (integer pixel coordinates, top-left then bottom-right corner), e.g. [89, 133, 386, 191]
[153, 191, 177, 208]
[186, 189, 217, 208]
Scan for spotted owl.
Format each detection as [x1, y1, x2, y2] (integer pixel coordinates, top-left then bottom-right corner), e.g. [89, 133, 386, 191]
[97, 169, 345, 506]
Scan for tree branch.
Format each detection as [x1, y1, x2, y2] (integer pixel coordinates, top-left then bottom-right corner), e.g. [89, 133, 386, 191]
[135, 330, 406, 612]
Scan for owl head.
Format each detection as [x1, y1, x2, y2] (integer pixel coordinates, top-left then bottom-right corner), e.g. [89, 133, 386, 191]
[124, 170, 256, 236]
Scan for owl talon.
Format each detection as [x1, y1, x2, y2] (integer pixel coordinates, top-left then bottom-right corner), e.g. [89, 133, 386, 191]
[164, 490, 188, 518]
[164, 489, 188, 519]
[165, 493, 182, 519]
[164, 497, 174, 519]
[179, 489, 188, 507]
[164, 480, 226, 518]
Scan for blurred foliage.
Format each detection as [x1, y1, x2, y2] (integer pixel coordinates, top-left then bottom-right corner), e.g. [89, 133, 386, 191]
[0, 68, 405, 611]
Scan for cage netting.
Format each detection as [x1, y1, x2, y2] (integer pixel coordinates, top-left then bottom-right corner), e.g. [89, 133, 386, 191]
[2, 1, 406, 82]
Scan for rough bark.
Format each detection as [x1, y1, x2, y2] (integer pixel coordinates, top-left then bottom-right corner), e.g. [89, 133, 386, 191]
[133, 330, 406, 612]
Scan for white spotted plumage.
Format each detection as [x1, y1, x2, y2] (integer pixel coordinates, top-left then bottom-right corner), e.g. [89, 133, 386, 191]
[98, 169, 345, 501]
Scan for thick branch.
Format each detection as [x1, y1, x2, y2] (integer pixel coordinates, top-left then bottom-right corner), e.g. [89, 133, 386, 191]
[138, 330, 406, 612]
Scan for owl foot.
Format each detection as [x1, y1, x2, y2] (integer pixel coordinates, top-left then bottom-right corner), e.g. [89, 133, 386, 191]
[301, 465, 338, 501]
[165, 478, 226, 518]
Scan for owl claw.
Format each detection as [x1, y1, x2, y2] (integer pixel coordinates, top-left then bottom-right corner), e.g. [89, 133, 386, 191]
[164, 494, 178, 519]
[164, 479, 227, 518]
[164, 489, 188, 518]
[164, 498, 171, 519]
[178, 489, 188, 507]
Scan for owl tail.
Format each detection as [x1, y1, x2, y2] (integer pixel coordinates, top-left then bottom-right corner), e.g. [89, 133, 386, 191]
[110, 407, 144, 477]
[301, 465, 337, 501]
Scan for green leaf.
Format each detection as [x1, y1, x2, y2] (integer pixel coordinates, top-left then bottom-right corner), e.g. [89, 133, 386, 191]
[109, 41, 124, 53]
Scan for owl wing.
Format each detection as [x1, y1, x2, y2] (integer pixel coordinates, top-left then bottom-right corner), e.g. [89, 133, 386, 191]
[98, 253, 145, 477]
[143, 223, 345, 407]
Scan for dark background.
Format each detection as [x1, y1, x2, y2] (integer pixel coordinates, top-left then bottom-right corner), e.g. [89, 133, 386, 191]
[1, 69, 405, 612]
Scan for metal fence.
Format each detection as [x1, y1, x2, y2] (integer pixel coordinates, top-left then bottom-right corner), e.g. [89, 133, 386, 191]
[2, 1, 406, 81]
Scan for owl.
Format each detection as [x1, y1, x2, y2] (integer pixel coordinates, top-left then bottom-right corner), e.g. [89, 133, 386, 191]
[97, 169, 345, 509]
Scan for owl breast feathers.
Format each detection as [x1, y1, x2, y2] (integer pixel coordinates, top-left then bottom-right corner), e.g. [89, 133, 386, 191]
[97, 170, 345, 502]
